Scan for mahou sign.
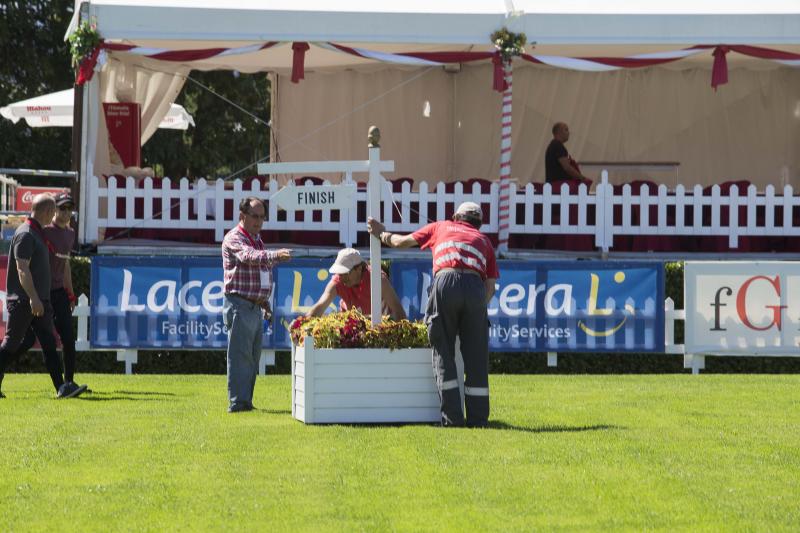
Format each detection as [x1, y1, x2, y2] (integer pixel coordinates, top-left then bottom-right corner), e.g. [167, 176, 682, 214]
[685, 261, 800, 355]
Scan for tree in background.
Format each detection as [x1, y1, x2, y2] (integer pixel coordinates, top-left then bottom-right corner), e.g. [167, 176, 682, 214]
[0, 1, 75, 174]
[142, 71, 271, 180]
[1, 2, 271, 180]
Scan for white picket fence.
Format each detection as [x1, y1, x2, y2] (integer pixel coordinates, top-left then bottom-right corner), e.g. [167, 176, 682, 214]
[85, 171, 800, 251]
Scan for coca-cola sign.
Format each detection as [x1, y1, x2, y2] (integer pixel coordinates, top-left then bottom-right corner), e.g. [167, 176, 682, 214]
[15, 186, 70, 212]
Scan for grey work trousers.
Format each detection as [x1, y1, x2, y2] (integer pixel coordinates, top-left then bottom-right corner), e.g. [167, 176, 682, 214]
[223, 294, 264, 410]
[425, 271, 490, 427]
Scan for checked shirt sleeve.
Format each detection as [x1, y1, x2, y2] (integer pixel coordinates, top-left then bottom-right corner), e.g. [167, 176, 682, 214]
[226, 232, 279, 266]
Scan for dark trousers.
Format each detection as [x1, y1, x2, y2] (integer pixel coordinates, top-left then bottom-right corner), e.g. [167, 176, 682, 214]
[14, 288, 77, 383]
[0, 298, 63, 391]
[425, 271, 490, 427]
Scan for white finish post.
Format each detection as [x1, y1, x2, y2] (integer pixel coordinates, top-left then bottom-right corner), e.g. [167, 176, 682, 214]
[367, 129, 383, 326]
[497, 60, 513, 254]
[547, 352, 558, 367]
[116, 349, 138, 375]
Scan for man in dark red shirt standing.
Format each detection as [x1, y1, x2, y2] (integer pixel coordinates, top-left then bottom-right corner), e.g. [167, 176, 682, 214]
[368, 202, 499, 427]
[222, 197, 292, 413]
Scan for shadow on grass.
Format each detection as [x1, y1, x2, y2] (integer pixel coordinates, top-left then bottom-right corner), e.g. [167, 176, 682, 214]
[78, 395, 164, 402]
[258, 408, 292, 415]
[488, 420, 624, 434]
[112, 390, 177, 397]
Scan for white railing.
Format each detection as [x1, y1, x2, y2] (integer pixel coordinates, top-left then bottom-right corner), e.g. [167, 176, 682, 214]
[0, 174, 19, 211]
[70, 294, 274, 375]
[85, 171, 800, 251]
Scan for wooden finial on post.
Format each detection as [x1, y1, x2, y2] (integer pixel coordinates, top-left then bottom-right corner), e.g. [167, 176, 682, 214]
[368, 126, 381, 148]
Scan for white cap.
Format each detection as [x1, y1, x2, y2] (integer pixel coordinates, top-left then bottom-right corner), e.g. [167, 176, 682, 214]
[329, 248, 364, 274]
[455, 201, 482, 219]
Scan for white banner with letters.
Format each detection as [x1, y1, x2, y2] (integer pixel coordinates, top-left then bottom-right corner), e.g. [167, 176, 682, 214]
[685, 261, 800, 355]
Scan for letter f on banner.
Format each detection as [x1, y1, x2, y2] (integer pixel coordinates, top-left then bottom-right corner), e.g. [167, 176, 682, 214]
[736, 275, 787, 331]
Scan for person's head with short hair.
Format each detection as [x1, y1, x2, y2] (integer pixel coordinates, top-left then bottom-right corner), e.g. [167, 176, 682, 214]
[329, 248, 366, 287]
[238, 196, 267, 235]
[453, 201, 483, 229]
[552, 122, 570, 143]
[53, 192, 74, 227]
[31, 193, 56, 225]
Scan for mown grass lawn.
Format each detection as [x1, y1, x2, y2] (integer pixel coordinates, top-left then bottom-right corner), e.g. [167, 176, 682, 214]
[1, 374, 798, 532]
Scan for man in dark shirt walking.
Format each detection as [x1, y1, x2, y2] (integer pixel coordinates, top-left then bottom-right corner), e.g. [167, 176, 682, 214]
[545, 122, 590, 184]
[15, 193, 88, 393]
[0, 194, 86, 399]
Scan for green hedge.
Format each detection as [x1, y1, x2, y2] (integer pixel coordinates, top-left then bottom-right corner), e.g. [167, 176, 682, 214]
[4, 258, 798, 375]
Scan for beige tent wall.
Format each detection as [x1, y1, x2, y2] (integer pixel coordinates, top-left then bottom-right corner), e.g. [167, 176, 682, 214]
[274, 64, 800, 189]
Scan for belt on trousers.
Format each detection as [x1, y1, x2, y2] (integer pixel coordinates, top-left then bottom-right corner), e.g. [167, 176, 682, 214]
[436, 267, 481, 277]
[228, 293, 265, 306]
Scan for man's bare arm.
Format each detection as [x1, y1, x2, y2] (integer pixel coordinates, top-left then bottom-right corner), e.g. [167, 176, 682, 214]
[558, 156, 587, 181]
[306, 280, 338, 317]
[381, 277, 407, 320]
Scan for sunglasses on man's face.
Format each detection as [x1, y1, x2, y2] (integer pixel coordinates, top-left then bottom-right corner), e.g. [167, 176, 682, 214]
[58, 205, 74, 211]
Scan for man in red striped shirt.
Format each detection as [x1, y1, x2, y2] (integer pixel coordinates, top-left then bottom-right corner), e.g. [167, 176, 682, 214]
[368, 202, 499, 427]
[222, 197, 292, 413]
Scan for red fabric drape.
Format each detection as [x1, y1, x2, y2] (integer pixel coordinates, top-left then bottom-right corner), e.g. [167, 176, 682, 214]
[291, 42, 310, 83]
[492, 53, 507, 92]
[75, 47, 100, 86]
[711, 46, 730, 90]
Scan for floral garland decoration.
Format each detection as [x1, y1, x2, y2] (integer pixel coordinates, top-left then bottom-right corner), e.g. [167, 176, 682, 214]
[68, 20, 102, 68]
[490, 27, 527, 62]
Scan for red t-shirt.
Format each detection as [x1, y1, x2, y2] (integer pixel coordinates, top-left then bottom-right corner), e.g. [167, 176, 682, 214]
[411, 220, 499, 280]
[332, 265, 390, 315]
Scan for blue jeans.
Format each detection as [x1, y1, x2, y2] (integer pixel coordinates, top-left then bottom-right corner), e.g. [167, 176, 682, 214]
[224, 294, 264, 409]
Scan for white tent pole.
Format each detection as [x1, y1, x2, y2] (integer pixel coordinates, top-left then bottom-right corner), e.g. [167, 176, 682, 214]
[497, 60, 512, 254]
[367, 126, 383, 326]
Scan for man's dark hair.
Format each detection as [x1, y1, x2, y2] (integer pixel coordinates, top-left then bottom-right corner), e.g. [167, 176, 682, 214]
[453, 213, 482, 230]
[239, 196, 266, 214]
[552, 122, 565, 136]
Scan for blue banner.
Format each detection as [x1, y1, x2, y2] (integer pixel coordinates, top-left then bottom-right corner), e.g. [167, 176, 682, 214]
[90, 256, 272, 349]
[270, 258, 340, 347]
[391, 260, 665, 352]
[91, 256, 663, 353]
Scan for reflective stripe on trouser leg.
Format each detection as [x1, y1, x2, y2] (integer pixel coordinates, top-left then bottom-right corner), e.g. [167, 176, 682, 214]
[458, 274, 490, 426]
[426, 272, 466, 427]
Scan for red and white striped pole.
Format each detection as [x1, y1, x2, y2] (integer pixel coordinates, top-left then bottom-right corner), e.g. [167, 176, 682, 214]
[497, 60, 513, 254]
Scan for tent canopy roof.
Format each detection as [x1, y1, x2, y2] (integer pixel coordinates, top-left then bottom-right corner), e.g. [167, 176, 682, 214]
[72, 0, 800, 48]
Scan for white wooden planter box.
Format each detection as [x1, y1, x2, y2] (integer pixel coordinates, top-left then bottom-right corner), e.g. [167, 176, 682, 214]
[292, 336, 442, 424]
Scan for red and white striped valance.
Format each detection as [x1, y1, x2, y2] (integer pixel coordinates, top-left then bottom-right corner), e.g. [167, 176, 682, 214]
[77, 40, 800, 91]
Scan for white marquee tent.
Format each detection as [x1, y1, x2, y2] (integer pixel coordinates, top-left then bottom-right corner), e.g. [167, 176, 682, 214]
[69, 0, 800, 237]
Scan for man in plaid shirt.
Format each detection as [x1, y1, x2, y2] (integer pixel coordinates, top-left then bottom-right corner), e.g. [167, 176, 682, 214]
[222, 197, 292, 413]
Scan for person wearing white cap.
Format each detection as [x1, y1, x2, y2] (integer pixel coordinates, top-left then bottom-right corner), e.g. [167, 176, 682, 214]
[306, 248, 405, 320]
[367, 201, 499, 428]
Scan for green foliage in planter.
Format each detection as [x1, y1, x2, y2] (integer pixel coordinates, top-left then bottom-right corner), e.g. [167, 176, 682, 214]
[290, 310, 429, 349]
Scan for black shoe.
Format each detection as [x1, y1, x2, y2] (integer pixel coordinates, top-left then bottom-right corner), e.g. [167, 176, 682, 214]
[57, 382, 88, 399]
[228, 403, 253, 413]
[70, 382, 91, 394]
[0, 391, 5, 399]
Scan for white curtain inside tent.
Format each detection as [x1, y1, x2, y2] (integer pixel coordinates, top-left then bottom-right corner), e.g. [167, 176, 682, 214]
[273, 63, 800, 189]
